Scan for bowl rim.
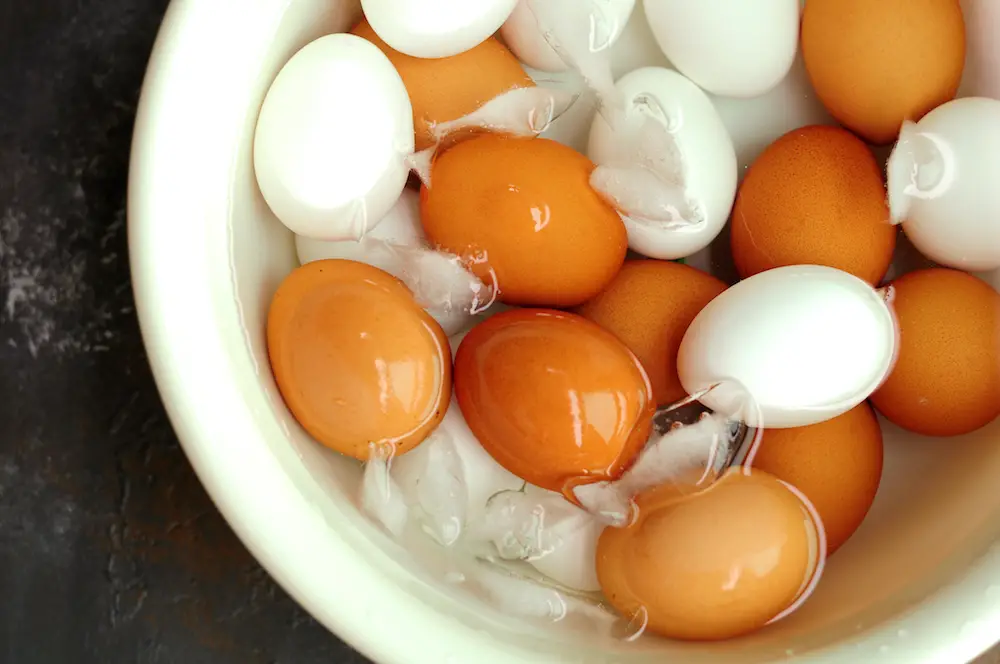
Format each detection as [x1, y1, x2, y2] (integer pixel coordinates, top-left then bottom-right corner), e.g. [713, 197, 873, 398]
[127, 1, 1000, 662]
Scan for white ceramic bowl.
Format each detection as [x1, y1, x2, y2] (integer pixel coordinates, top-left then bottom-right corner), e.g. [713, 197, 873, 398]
[128, 1, 1000, 662]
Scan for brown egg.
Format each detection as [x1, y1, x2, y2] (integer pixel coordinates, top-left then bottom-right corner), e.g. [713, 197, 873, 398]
[748, 403, 883, 555]
[871, 268, 1000, 437]
[351, 19, 535, 151]
[575, 260, 727, 406]
[802, 0, 966, 145]
[731, 125, 897, 285]
[596, 469, 821, 641]
[267, 259, 452, 459]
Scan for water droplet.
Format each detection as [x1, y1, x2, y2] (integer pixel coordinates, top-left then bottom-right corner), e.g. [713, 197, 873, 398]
[897, 628, 909, 639]
[612, 606, 648, 642]
[879, 645, 890, 655]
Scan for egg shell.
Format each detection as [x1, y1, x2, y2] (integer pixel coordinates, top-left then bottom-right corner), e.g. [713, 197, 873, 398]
[747, 402, 883, 555]
[351, 20, 534, 152]
[677, 265, 898, 429]
[575, 260, 727, 406]
[801, 0, 966, 145]
[587, 67, 738, 260]
[420, 134, 627, 308]
[871, 268, 1000, 437]
[266, 260, 452, 459]
[888, 97, 1000, 271]
[641, 0, 799, 98]
[730, 125, 897, 285]
[500, 0, 636, 73]
[361, 0, 519, 59]
[254, 34, 414, 241]
[596, 468, 822, 641]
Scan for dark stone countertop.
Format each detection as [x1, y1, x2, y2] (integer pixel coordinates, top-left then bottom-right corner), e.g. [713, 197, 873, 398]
[0, 2, 368, 662]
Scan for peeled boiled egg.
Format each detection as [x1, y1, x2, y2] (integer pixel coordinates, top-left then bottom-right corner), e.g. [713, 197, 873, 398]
[677, 265, 898, 429]
[801, 0, 966, 145]
[730, 125, 897, 285]
[587, 67, 738, 260]
[747, 403, 883, 555]
[887, 97, 1000, 271]
[642, 0, 800, 98]
[871, 268, 1000, 437]
[254, 34, 414, 241]
[361, 0, 518, 59]
[351, 20, 534, 152]
[454, 309, 655, 494]
[500, 0, 636, 73]
[596, 468, 822, 641]
[296, 190, 486, 336]
[576, 260, 727, 406]
[267, 260, 451, 459]
[421, 135, 627, 307]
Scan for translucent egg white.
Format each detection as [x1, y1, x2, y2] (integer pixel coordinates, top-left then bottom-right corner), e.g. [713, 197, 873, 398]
[677, 266, 898, 429]
[361, 0, 518, 58]
[254, 34, 413, 241]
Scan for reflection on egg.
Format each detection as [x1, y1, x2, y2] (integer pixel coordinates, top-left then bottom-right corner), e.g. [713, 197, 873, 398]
[352, 20, 534, 152]
[254, 34, 413, 241]
[871, 269, 1000, 437]
[421, 135, 627, 307]
[802, 0, 966, 145]
[731, 125, 897, 285]
[748, 403, 883, 554]
[267, 260, 451, 459]
[454, 309, 655, 494]
[596, 468, 822, 641]
[576, 260, 727, 406]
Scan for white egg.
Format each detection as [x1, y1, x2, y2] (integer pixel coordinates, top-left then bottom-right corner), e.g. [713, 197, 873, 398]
[887, 97, 1000, 272]
[361, 0, 518, 58]
[642, 0, 799, 98]
[500, 0, 636, 73]
[254, 34, 413, 241]
[587, 67, 737, 259]
[677, 265, 897, 429]
[392, 398, 523, 544]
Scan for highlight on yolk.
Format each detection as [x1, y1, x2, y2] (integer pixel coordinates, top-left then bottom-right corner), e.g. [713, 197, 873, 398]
[421, 134, 628, 308]
[453, 308, 655, 495]
[351, 20, 535, 152]
[596, 468, 823, 642]
[266, 259, 452, 460]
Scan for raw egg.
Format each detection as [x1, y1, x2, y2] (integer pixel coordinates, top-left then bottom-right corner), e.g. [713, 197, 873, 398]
[421, 135, 628, 307]
[802, 0, 966, 145]
[453, 309, 655, 494]
[576, 260, 727, 406]
[748, 402, 883, 555]
[267, 259, 452, 459]
[871, 268, 1000, 437]
[596, 468, 822, 641]
[731, 125, 896, 285]
[352, 20, 534, 152]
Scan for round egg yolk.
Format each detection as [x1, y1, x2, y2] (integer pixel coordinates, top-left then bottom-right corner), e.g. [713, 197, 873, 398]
[351, 20, 534, 152]
[748, 402, 883, 555]
[453, 308, 655, 495]
[421, 134, 628, 308]
[576, 260, 728, 407]
[596, 468, 821, 642]
[267, 259, 452, 460]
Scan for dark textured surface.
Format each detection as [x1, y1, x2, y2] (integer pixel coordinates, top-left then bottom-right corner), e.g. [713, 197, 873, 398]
[0, 2, 368, 662]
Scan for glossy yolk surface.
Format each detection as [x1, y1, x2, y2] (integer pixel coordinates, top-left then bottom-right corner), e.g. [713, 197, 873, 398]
[596, 469, 821, 642]
[267, 259, 451, 460]
[351, 20, 534, 152]
[421, 134, 628, 308]
[453, 308, 655, 495]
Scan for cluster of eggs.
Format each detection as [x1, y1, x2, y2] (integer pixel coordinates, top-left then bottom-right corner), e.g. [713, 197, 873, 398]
[256, 0, 1000, 644]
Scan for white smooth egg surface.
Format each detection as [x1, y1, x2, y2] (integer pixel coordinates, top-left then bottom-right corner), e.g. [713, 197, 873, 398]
[361, 0, 519, 58]
[677, 266, 898, 429]
[254, 34, 413, 241]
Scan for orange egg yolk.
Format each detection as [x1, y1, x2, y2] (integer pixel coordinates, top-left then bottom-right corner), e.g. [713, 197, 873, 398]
[453, 308, 655, 495]
[267, 259, 451, 460]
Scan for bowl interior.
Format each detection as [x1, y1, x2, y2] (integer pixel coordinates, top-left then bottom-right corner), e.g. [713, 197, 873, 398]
[132, 0, 1000, 662]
